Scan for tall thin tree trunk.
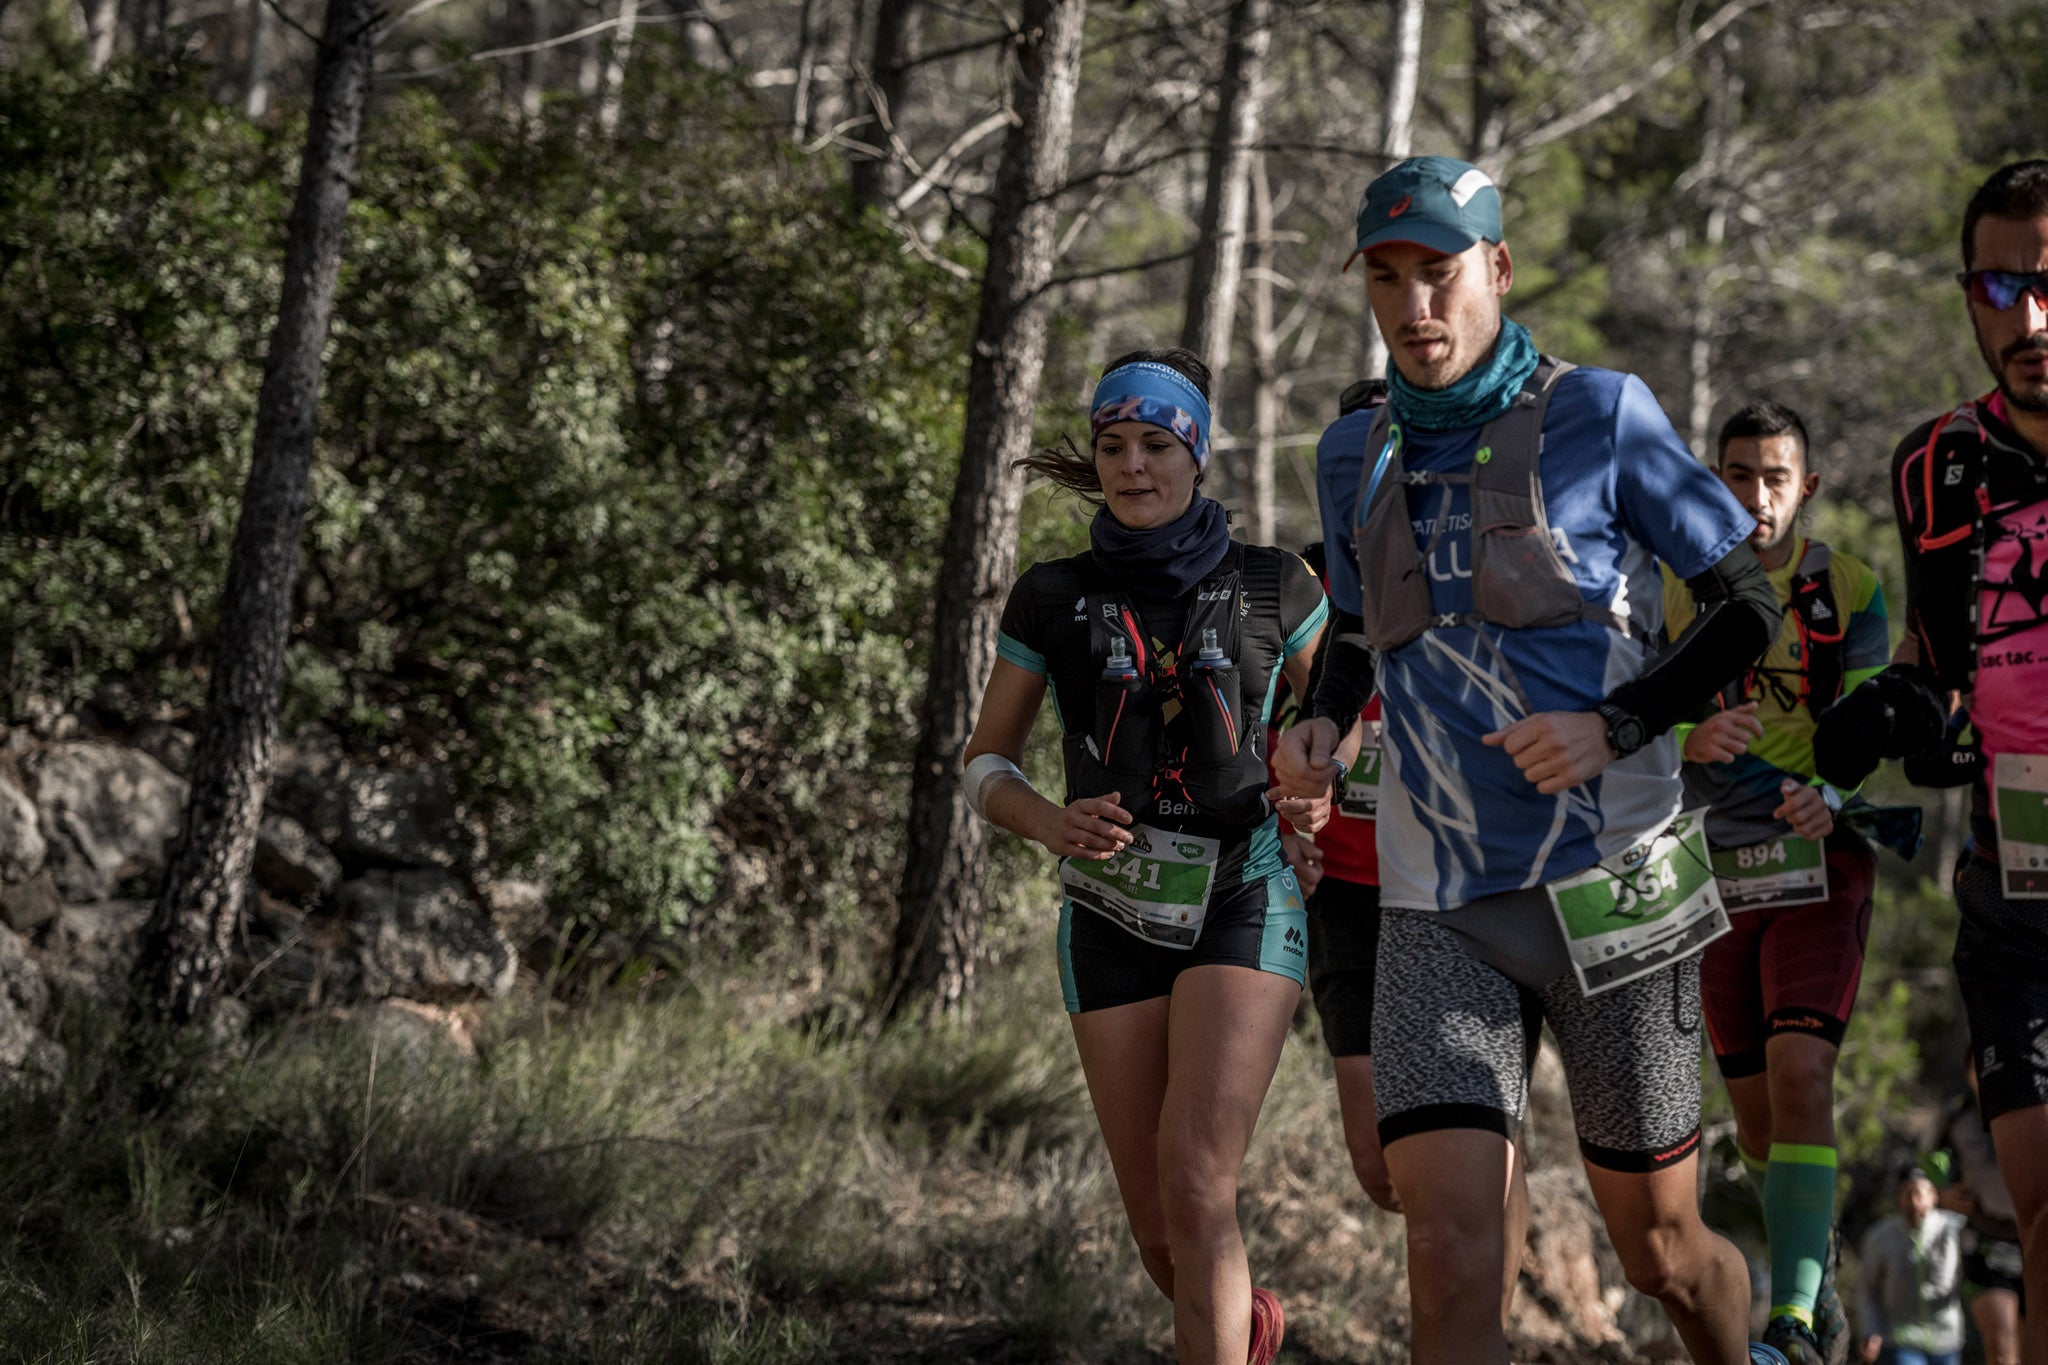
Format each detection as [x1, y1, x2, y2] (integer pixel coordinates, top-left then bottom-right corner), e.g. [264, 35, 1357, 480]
[244, 0, 274, 118]
[791, 0, 820, 142]
[85, 0, 118, 68]
[1178, 0, 1270, 386]
[681, 4, 721, 66]
[512, 0, 542, 121]
[849, 0, 922, 209]
[1467, 0, 1505, 167]
[1363, 0, 1423, 378]
[136, 0, 380, 1030]
[886, 0, 1088, 1021]
[1686, 35, 1741, 455]
[596, 0, 638, 137]
[1249, 153, 1279, 546]
[577, 0, 601, 95]
[127, 0, 165, 58]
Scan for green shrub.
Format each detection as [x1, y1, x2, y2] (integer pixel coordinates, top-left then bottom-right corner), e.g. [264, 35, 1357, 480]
[0, 55, 974, 956]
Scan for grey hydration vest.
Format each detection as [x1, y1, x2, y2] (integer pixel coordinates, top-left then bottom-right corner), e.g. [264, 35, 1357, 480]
[1352, 356, 1629, 651]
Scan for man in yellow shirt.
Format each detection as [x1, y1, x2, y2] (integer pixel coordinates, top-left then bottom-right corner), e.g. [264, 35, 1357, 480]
[1664, 402, 1890, 1365]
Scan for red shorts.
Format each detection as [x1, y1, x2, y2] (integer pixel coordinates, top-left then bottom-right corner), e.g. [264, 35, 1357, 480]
[1700, 836, 1876, 1078]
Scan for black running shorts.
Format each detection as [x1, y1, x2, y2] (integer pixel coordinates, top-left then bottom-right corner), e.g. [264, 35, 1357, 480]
[1305, 875, 1381, 1057]
[1954, 855, 2048, 1122]
[1058, 868, 1308, 1013]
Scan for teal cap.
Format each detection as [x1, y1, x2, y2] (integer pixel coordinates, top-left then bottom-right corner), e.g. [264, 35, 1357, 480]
[1345, 155, 1504, 270]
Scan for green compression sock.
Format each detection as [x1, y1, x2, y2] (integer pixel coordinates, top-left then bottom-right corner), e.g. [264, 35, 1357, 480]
[1763, 1143, 1838, 1324]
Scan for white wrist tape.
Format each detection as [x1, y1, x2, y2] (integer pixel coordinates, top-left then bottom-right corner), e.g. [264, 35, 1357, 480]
[964, 752, 1028, 821]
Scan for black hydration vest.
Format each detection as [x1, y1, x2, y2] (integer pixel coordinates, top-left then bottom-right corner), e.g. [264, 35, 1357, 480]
[1061, 542, 1279, 830]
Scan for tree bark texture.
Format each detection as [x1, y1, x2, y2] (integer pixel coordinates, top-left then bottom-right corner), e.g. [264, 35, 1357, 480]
[137, 0, 379, 1029]
[1178, 0, 1270, 389]
[1362, 0, 1422, 379]
[887, 0, 1088, 1020]
[848, 0, 922, 209]
[244, 0, 274, 118]
[1686, 35, 1741, 455]
[85, 0, 119, 69]
[596, 0, 639, 137]
[1466, 0, 1506, 169]
[1248, 154, 1279, 547]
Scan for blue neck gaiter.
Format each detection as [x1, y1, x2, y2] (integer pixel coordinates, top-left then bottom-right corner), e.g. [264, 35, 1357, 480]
[1388, 317, 1540, 432]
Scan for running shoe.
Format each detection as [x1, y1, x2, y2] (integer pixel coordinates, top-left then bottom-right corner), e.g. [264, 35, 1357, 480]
[1762, 1314, 1824, 1365]
[1248, 1286, 1285, 1365]
[1749, 1345, 1792, 1365]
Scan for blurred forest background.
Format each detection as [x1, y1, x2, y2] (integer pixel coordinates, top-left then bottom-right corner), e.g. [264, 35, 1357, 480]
[2, 0, 2045, 1359]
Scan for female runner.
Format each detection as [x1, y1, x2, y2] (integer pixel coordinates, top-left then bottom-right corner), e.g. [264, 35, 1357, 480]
[960, 347, 1327, 1364]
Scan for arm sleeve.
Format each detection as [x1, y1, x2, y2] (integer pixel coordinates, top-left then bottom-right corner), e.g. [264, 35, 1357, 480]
[1279, 553, 1330, 658]
[995, 569, 1049, 675]
[1306, 610, 1376, 726]
[1605, 543, 1781, 737]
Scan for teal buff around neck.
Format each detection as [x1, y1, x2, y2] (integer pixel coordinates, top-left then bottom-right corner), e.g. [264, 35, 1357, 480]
[1387, 317, 1540, 432]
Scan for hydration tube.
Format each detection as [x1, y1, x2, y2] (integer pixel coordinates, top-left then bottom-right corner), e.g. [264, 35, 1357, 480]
[1360, 425, 1403, 516]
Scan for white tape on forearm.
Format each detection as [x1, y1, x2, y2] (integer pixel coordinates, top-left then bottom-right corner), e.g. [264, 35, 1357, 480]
[964, 752, 1027, 822]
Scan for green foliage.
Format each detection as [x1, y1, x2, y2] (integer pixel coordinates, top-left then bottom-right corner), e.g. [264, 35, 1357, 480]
[0, 56, 973, 950]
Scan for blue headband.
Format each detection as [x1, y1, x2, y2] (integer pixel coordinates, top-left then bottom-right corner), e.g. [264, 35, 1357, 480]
[1089, 362, 1212, 470]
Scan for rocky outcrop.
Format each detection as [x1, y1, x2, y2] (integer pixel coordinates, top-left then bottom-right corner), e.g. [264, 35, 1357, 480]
[25, 743, 186, 902]
[341, 870, 516, 1002]
[271, 747, 476, 875]
[255, 813, 343, 902]
[0, 773, 45, 884]
[0, 924, 61, 1077]
[0, 724, 529, 1068]
[0, 873, 63, 934]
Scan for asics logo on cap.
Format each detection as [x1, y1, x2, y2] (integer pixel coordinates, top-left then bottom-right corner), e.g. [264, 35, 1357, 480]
[1388, 195, 1412, 218]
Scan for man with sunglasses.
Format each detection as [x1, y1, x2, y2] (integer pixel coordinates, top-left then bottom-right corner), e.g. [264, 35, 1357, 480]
[1668, 401, 1890, 1365]
[1815, 158, 2048, 1365]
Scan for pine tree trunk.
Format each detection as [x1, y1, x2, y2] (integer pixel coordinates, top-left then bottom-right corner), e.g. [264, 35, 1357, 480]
[848, 0, 922, 209]
[85, 0, 118, 69]
[1362, 0, 1422, 378]
[886, 0, 1088, 1021]
[1249, 154, 1279, 547]
[135, 0, 379, 1029]
[1178, 0, 1270, 387]
[596, 0, 639, 137]
[244, 0, 274, 119]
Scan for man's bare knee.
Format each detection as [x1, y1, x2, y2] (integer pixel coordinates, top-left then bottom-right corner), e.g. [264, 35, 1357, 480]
[1611, 1221, 1692, 1301]
[1407, 1215, 1503, 1313]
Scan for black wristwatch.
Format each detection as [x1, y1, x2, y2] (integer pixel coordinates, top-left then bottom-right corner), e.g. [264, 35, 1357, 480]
[1596, 702, 1649, 759]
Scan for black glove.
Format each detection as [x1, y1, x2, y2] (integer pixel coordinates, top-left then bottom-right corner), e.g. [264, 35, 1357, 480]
[1902, 737, 1983, 789]
[1813, 665, 1946, 789]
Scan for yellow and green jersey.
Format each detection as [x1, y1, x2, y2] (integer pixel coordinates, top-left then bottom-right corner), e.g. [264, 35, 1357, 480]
[1662, 536, 1889, 846]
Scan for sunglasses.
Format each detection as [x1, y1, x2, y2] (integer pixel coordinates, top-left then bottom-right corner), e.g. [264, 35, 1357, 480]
[1957, 268, 2048, 310]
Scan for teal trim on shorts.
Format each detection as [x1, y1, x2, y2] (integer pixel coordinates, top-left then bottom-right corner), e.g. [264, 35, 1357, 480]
[997, 630, 1047, 674]
[1057, 900, 1080, 1012]
[1282, 597, 1330, 659]
[1257, 869, 1309, 984]
[1244, 816, 1283, 880]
